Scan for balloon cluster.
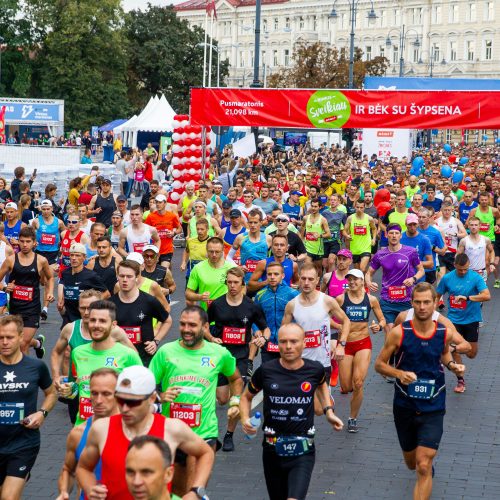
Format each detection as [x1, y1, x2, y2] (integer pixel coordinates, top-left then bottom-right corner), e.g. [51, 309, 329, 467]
[169, 115, 211, 203]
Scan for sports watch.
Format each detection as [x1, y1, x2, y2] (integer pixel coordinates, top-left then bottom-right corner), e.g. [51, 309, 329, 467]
[339, 341, 347, 347]
[38, 408, 49, 418]
[191, 486, 209, 499]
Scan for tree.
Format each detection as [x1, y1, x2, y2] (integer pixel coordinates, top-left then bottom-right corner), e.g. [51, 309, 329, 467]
[268, 42, 388, 89]
[34, 0, 130, 130]
[125, 5, 229, 114]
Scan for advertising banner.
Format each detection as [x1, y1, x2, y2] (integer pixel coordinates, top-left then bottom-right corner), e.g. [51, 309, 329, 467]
[160, 136, 172, 160]
[0, 106, 5, 144]
[190, 88, 500, 129]
[0, 101, 62, 123]
[362, 128, 415, 161]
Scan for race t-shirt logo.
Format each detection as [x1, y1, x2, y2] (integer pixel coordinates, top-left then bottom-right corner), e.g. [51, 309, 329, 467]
[201, 356, 215, 368]
[301, 381, 312, 393]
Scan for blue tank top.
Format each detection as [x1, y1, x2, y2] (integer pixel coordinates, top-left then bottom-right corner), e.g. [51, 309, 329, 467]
[240, 233, 268, 265]
[394, 320, 446, 412]
[262, 256, 294, 286]
[36, 215, 60, 252]
[223, 226, 246, 247]
[342, 293, 371, 323]
[220, 216, 231, 230]
[76, 417, 102, 500]
[4, 220, 22, 251]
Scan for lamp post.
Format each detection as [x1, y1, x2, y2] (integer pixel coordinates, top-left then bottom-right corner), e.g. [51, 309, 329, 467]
[418, 47, 446, 78]
[385, 25, 421, 77]
[250, 0, 263, 148]
[197, 42, 220, 87]
[329, 1, 377, 89]
[0, 36, 4, 88]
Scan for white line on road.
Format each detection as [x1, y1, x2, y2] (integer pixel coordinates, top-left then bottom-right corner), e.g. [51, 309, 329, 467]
[251, 391, 263, 409]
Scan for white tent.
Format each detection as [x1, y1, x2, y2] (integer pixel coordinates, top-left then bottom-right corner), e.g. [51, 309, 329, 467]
[121, 95, 177, 148]
[113, 114, 137, 136]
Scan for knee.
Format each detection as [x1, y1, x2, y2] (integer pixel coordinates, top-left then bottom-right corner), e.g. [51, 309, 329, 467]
[217, 394, 230, 406]
[467, 347, 478, 359]
[352, 378, 364, 392]
[415, 457, 433, 476]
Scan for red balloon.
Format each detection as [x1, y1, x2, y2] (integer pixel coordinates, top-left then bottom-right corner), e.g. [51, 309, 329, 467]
[184, 161, 192, 169]
[205, 138, 211, 145]
[176, 140, 184, 147]
[176, 127, 184, 134]
[374, 189, 391, 207]
[191, 150, 202, 158]
[193, 162, 202, 169]
[192, 125, 202, 134]
[193, 173, 201, 182]
[193, 138, 202, 147]
[449, 154, 456, 163]
[174, 114, 183, 121]
[205, 126, 212, 133]
[185, 173, 193, 182]
[184, 138, 193, 147]
[174, 187, 184, 194]
[377, 201, 392, 217]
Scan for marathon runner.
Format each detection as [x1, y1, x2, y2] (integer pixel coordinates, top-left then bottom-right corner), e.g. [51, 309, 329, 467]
[110, 260, 171, 366]
[177, 182, 197, 237]
[0, 227, 54, 356]
[76, 365, 214, 499]
[180, 219, 209, 281]
[436, 253, 490, 394]
[467, 191, 499, 245]
[108, 210, 124, 249]
[84, 222, 107, 261]
[240, 323, 343, 500]
[59, 215, 90, 277]
[207, 267, 269, 452]
[88, 177, 118, 228]
[322, 194, 347, 272]
[220, 209, 246, 259]
[375, 283, 465, 500]
[77, 203, 94, 236]
[141, 245, 176, 302]
[0, 315, 57, 500]
[118, 205, 160, 257]
[187, 200, 221, 239]
[336, 269, 385, 433]
[86, 236, 119, 294]
[458, 191, 478, 226]
[401, 213, 434, 278]
[268, 213, 307, 262]
[3, 202, 26, 253]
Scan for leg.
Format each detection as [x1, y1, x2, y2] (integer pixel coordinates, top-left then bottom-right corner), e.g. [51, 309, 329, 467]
[413, 446, 437, 500]
[286, 452, 316, 500]
[338, 355, 354, 394]
[350, 348, 372, 419]
[466, 341, 478, 359]
[0, 476, 26, 500]
[22, 327, 38, 354]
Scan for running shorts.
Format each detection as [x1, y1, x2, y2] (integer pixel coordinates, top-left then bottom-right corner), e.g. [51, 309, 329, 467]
[380, 299, 411, 325]
[345, 336, 372, 356]
[0, 445, 40, 483]
[454, 322, 479, 343]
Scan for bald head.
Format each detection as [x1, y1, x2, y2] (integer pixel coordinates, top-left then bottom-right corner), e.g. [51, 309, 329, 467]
[278, 323, 305, 340]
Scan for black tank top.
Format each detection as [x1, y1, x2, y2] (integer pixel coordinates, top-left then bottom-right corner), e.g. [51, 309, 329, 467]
[95, 194, 117, 227]
[93, 257, 117, 293]
[10, 253, 41, 312]
[142, 265, 166, 286]
[341, 292, 371, 323]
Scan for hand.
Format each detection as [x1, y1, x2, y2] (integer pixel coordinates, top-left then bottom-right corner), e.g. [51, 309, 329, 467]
[454, 295, 467, 302]
[46, 294, 54, 303]
[200, 292, 211, 302]
[369, 320, 381, 333]
[489, 264, 495, 273]
[451, 363, 466, 378]
[210, 337, 223, 344]
[22, 411, 45, 429]
[398, 371, 417, 385]
[180, 263, 186, 272]
[88, 484, 108, 500]
[53, 377, 64, 392]
[58, 383, 73, 398]
[144, 340, 158, 355]
[344, 234, 352, 241]
[227, 405, 240, 420]
[326, 411, 344, 431]
[402, 277, 414, 287]
[368, 282, 378, 293]
[242, 417, 257, 436]
[160, 386, 181, 403]
[4, 280, 15, 293]
[252, 336, 266, 348]
[334, 345, 345, 361]
[57, 298, 65, 312]
[95, 207, 102, 214]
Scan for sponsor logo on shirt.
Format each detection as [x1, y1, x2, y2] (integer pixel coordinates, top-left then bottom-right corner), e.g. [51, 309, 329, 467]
[301, 381, 312, 393]
[201, 356, 215, 368]
[269, 396, 313, 404]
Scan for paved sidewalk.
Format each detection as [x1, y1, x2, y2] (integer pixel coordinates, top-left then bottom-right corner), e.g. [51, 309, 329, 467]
[24, 261, 500, 499]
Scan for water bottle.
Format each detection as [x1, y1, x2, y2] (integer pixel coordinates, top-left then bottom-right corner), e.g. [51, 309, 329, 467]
[245, 411, 262, 440]
[60, 376, 78, 400]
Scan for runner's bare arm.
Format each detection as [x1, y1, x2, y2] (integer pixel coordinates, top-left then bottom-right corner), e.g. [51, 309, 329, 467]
[457, 220, 467, 239]
[326, 296, 351, 344]
[40, 257, 55, 301]
[435, 315, 471, 355]
[150, 228, 160, 249]
[117, 228, 128, 258]
[153, 315, 172, 343]
[320, 272, 332, 293]
[56, 427, 81, 500]
[369, 295, 386, 331]
[0, 254, 14, 285]
[50, 324, 73, 382]
[315, 381, 343, 431]
[239, 386, 256, 434]
[321, 217, 331, 239]
[281, 300, 295, 326]
[343, 216, 352, 240]
[247, 260, 268, 293]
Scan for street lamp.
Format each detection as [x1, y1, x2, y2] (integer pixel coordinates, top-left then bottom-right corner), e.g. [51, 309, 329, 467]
[385, 25, 420, 77]
[197, 42, 220, 87]
[418, 47, 446, 78]
[329, 0, 377, 89]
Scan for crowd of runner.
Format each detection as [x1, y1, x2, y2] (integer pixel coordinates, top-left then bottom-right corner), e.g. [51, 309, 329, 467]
[0, 139, 498, 500]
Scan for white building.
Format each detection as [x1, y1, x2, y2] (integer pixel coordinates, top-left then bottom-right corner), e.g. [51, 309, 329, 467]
[175, 0, 499, 88]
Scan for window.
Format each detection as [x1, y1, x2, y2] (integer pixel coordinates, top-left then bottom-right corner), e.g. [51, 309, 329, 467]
[466, 40, 475, 61]
[379, 45, 385, 58]
[446, 130, 452, 143]
[284, 49, 290, 66]
[432, 5, 442, 24]
[274, 18, 279, 30]
[340, 13, 347, 29]
[449, 4, 459, 23]
[299, 17, 304, 30]
[285, 17, 290, 29]
[485, 1, 494, 20]
[466, 3, 476, 22]
[313, 15, 317, 31]
[432, 43, 440, 62]
[393, 9, 401, 26]
[464, 130, 470, 144]
[223, 21, 231, 36]
[263, 19, 268, 32]
[449, 41, 457, 61]
[366, 46, 372, 61]
[392, 45, 399, 64]
[273, 50, 278, 66]
[250, 50, 254, 67]
[485, 40, 493, 60]
[379, 10, 387, 27]
[412, 8, 423, 25]
[262, 50, 266, 66]
[238, 50, 245, 68]
[413, 47, 419, 63]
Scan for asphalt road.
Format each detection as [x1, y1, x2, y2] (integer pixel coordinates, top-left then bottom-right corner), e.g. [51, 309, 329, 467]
[23, 251, 500, 499]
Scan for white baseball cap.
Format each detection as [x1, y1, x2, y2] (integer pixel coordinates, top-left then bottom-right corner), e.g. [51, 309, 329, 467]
[142, 244, 159, 254]
[69, 243, 87, 255]
[346, 269, 365, 280]
[126, 252, 144, 265]
[40, 199, 53, 208]
[155, 194, 167, 202]
[5, 202, 17, 210]
[116, 366, 156, 396]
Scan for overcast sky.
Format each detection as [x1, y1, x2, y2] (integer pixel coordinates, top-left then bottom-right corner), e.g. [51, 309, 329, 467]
[122, 0, 183, 11]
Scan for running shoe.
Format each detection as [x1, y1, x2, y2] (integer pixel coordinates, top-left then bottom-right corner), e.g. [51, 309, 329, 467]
[479, 322, 484, 328]
[454, 379, 466, 393]
[438, 299, 445, 311]
[347, 418, 358, 433]
[34, 334, 45, 359]
[222, 433, 235, 452]
[495, 280, 500, 289]
[330, 358, 339, 387]
[40, 308, 48, 321]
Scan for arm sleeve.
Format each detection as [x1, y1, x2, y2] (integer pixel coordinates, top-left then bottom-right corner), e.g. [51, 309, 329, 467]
[247, 366, 263, 394]
[186, 265, 200, 292]
[148, 349, 164, 384]
[370, 252, 381, 271]
[151, 296, 169, 322]
[410, 248, 420, 268]
[475, 274, 488, 293]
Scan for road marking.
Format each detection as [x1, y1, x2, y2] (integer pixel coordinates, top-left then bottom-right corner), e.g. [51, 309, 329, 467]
[170, 301, 179, 306]
[251, 391, 263, 409]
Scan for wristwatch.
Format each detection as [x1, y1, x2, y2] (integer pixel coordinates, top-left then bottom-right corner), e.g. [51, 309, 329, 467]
[339, 341, 347, 347]
[38, 408, 49, 418]
[190, 486, 209, 499]
[323, 405, 335, 415]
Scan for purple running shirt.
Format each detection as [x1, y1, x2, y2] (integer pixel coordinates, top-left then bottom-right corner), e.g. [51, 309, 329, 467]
[370, 245, 420, 303]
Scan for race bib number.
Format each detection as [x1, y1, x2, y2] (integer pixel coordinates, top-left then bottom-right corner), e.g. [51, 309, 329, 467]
[267, 342, 280, 353]
[304, 330, 321, 348]
[0, 402, 24, 424]
[449, 295, 467, 310]
[233, 256, 241, 266]
[275, 436, 310, 457]
[407, 379, 435, 400]
[479, 223, 490, 232]
[12, 285, 34, 301]
[245, 259, 258, 272]
[64, 286, 80, 300]
[388, 286, 407, 300]
[354, 225, 367, 235]
[41, 233, 56, 245]
[133, 242, 146, 253]
[445, 236, 452, 247]
[158, 229, 169, 239]
[305, 232, 317, 241]
[122, 326, 142, 344]
[170, 402, 202, 428]
[79, 397, 94, 420]
[222, 327, 246, 345]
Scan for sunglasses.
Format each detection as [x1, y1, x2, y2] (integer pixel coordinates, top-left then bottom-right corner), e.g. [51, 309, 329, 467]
[67, 220, 79, 224]
[115, 394, 150, 407]
[276, 218, 288, 223]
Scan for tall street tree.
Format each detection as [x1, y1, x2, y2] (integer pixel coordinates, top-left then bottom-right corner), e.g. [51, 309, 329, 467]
[268, 42, 388, 89]
[125, 4, 229, 114]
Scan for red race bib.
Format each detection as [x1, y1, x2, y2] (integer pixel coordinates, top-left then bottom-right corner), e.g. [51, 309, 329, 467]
[354, 225, 367, 235]
[158, 229, 169, 239]
[222, 327, 246, 344]
[479, 223, 490, 232]
[245, 259, 259, 272]
[449, 295, 467, 310]
[304, 330, 321, 348]
[41, 233, 56, 245]
[79, 397, 94, 420]
[267, 342, 280, 353]
[305, 232, 317, 241]
[388, 286, 407, 300]
[122, 326, 142, 344]
[170, 402, 202, 427]
[133, 242, 146, 253]
[233, 256, 241, 266]
[12, 285, 34, 301]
